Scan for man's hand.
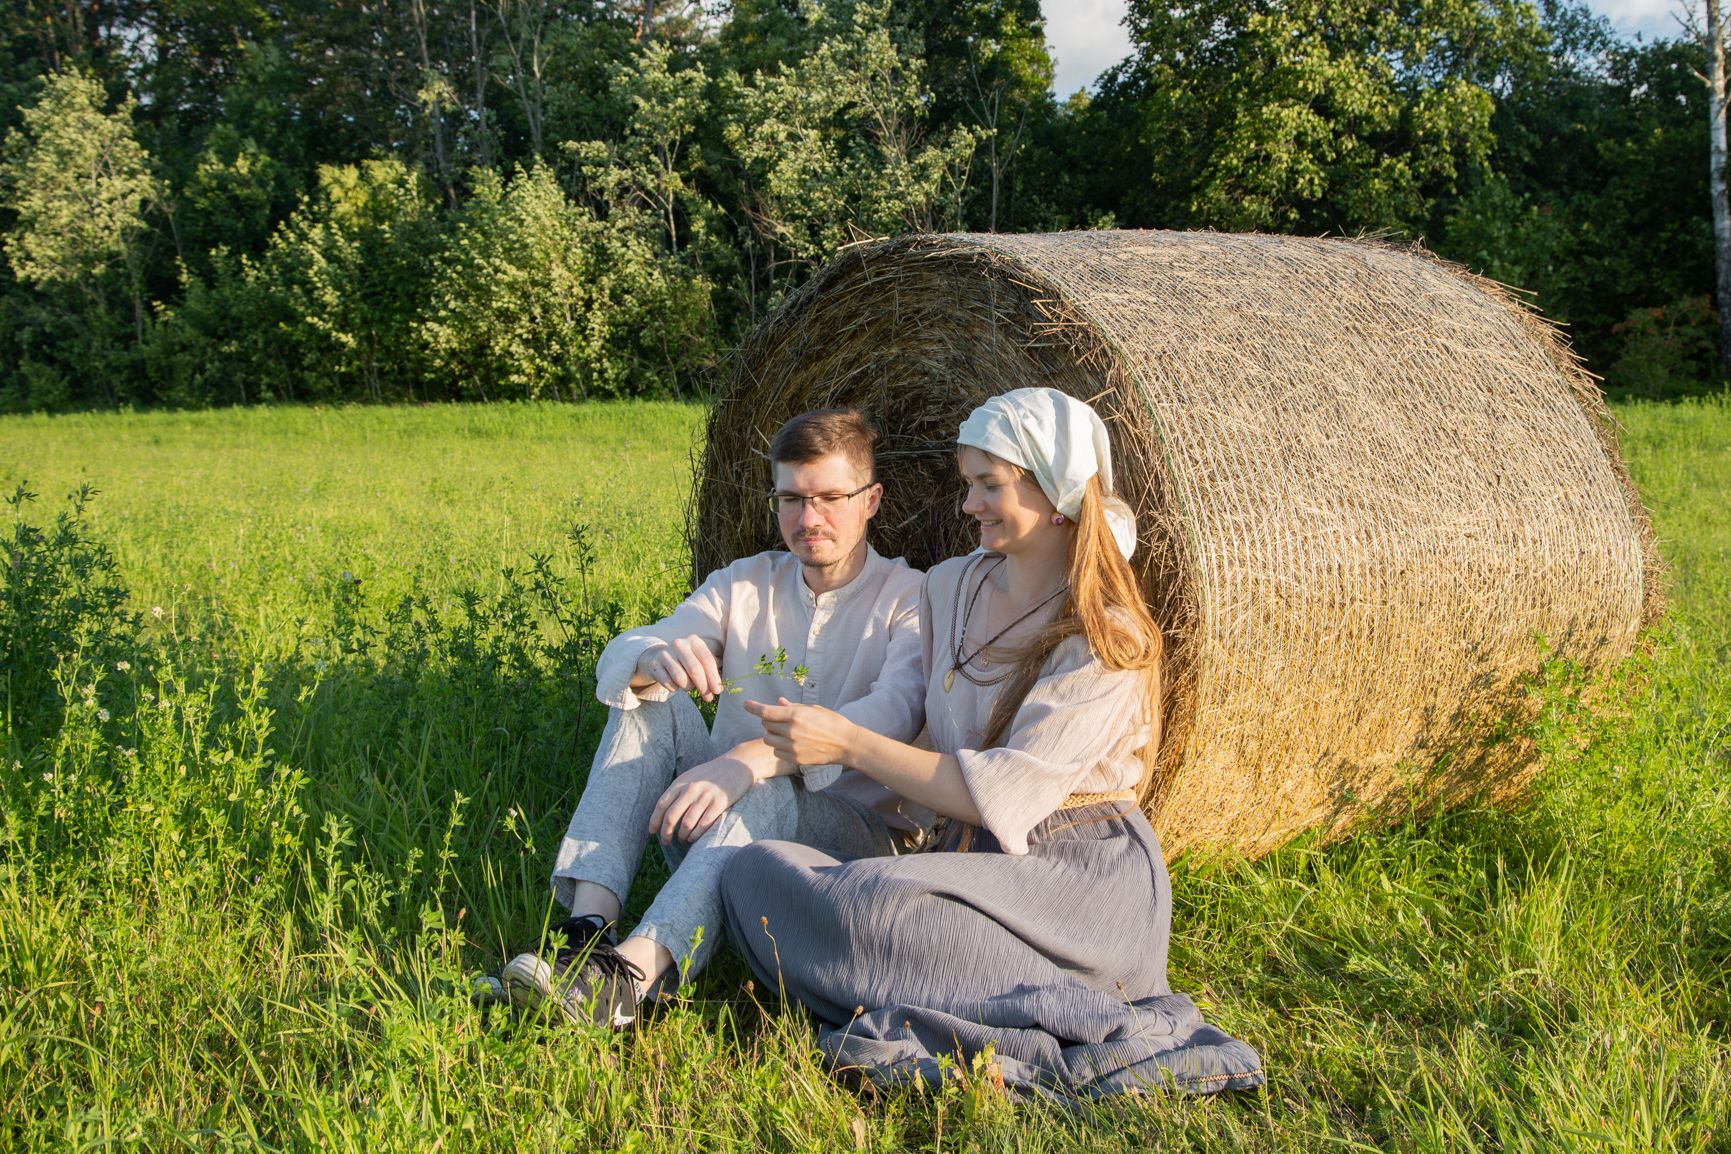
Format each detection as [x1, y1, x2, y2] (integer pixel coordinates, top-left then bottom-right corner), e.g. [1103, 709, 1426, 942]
[744, 697, 859, 769]
[633, 635, 724, 701]
[648, 757, 754, 844]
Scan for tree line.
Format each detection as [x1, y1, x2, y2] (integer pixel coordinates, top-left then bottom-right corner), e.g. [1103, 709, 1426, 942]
[0, 0, 1719, 410]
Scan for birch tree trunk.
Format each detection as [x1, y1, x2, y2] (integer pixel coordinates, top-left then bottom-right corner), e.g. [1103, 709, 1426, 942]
[1708, 0, 1731, 379]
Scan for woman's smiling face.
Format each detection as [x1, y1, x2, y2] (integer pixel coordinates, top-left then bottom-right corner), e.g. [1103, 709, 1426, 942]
[957, 446, 1059, 555]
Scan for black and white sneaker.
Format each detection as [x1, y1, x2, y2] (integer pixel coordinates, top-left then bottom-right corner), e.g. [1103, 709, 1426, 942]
[500, 914, 645, 1028]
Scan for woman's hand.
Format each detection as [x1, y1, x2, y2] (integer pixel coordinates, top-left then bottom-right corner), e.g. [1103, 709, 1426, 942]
[744, 697, 858, 769]
[748, 700, 984, 825]
[648, 757, 753, 844]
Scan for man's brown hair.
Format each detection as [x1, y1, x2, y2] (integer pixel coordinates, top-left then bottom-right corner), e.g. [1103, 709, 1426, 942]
[768, 408, 878, 478]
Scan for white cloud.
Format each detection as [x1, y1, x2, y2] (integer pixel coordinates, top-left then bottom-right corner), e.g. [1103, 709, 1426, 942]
[1041, 0, 1134, 96]
[1038, 0, 1693, 98]
[1592, 0, 1690, 40]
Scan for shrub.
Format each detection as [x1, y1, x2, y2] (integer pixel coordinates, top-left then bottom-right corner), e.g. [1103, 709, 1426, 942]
[1605, 296, 1727, 401]
[0, 482, 629, 943]
[419, 165, 711, 400]
[246, 159, 442, 402]
[0, 69, 157, 408]
[0, 483, 136, 750]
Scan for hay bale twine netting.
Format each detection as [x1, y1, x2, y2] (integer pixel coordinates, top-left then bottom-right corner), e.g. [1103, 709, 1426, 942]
[693, 231, 1660, 856]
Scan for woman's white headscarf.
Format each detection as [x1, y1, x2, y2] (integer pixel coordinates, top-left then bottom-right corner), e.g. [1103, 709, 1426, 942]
[957, 387, 1138, 560]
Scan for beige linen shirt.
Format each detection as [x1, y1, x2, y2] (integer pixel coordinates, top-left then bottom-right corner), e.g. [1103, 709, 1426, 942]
[594, 546, 932, 834]
[921, 553, 1155, 854]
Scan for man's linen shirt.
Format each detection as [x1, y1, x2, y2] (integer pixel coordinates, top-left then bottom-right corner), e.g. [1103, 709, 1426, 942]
[593, 546, 930, 835]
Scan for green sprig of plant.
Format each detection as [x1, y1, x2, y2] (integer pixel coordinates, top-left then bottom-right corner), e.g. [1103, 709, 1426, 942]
[752, 646, 810, 687]
[690, 645, 810, 699]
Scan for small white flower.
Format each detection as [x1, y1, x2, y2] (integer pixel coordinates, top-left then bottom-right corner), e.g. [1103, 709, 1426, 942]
[115, 660, 131, 673]
[140, 691, 155, 704]
[118, 747, 136, 759]
[96, 709, 110, 723]
[151, 606, 164, 619]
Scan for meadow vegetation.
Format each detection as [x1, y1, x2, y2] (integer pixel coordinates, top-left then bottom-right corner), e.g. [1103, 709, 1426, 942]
[1, 397, 1728, 1151]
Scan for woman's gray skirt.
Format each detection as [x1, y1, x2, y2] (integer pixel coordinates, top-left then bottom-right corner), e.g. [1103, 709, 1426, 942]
[719, 801, 1266, 1099]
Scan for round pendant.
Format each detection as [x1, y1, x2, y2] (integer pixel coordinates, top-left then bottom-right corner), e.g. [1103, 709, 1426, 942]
[943, 667, 956, 693]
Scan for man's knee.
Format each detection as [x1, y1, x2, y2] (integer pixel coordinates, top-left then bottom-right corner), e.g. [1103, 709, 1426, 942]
[710, 777, 800, 841]
[658, 777, 800, 873]
[598, 694, 673, 743]
[593, 692, 710, 771]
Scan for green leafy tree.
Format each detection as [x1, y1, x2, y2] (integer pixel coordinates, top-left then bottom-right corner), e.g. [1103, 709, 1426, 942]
[1099, 0, 1542, 234]
[724, 0, 978, 300]
[0, 1, 124, 130]
[1437, 9, 1715, 390]
[1437, 173, 1569, 291]
[247, 159, 440, 401]
[419, 165, 708, 400]
[568, 38, 724, 374]
[714, 0, 813, 80]
[495, 0, 551, 161]
[122, 0, 280, 172]
[1, 69, 157, 359]
[534, 10, 639, 159]
[144, 249, 280, 406]
[176, 123, 293, 266]
[901, 0, 1054, 231]
[573, 41, 717, 258]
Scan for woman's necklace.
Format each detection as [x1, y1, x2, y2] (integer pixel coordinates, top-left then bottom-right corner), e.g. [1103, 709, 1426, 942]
[945, 554, 1069, 692]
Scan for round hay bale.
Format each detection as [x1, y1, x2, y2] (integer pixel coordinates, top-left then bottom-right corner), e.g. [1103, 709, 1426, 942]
[692, 230, 1659, 856]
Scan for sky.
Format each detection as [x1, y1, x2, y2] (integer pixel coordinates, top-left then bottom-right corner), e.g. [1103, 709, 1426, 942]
[1039, 0, 1689, 97]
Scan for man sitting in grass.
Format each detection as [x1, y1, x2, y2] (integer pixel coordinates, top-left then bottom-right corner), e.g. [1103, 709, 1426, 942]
[496, 407, 928, 1027]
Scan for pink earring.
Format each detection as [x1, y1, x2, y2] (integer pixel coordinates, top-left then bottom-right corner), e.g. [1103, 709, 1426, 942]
[1051, 513, 1067, 526]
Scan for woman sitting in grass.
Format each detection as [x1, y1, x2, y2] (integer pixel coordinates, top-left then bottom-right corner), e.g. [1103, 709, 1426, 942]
[728, 387, 1266, 1099]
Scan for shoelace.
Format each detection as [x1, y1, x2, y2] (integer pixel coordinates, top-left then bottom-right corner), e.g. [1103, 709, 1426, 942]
[542, 913, 613, 957]
[584, 943, 646, 987]
[545, 914, 646, 987]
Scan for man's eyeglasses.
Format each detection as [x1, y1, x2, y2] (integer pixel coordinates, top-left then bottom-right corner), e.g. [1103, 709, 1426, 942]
[767, 483, 875, 516]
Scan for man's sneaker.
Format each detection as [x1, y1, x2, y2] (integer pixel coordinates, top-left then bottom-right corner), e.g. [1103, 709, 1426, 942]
[500, 914, 645, 1028]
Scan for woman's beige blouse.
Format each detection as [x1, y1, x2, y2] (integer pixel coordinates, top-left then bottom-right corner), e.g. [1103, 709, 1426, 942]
[920, 554, 1156, 855]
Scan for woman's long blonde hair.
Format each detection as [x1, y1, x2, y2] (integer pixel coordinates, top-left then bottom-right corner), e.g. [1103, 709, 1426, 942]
[978, 473, 1165, 800]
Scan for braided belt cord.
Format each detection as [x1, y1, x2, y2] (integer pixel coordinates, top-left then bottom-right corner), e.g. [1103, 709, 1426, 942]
[1058, 789, 1138, 809]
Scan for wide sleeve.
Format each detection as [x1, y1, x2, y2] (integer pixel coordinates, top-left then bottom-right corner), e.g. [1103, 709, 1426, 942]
[592, 563, 734, 711]
[956, 636, 1147, 855]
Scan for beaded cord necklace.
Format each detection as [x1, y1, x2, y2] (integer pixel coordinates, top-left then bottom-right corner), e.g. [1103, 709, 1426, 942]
[944, 553, 1070, 693]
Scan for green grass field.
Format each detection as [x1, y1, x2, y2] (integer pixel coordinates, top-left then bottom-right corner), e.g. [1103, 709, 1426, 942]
[1, 403, 700, 639]
[2, 397, 1727, 1151]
